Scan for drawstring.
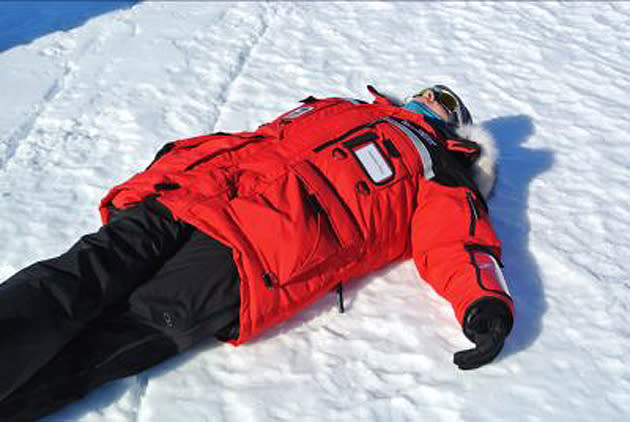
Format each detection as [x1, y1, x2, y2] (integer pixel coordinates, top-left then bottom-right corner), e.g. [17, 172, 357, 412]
[336, 283, 345, 313]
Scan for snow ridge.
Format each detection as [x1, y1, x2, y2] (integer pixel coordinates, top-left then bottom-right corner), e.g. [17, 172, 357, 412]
[207, 3, 278, 132]
[131, 375, 149, 422]
[0, 61, 74, 172]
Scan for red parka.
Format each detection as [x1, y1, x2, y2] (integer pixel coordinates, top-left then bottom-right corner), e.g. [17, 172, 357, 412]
[100, 87, 514, 345]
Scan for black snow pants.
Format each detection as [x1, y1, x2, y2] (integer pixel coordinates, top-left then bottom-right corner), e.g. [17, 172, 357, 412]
[0, 199, 240, 421]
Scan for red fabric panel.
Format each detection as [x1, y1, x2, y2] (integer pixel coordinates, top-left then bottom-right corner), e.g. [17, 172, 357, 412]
[411, 181, 513, 325]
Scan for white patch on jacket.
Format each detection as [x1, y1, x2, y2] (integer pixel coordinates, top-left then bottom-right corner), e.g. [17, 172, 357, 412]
[456, 124, 498, 199]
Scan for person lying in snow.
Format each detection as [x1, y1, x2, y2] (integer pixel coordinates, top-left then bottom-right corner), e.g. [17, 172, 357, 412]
[0, 84, 514, 421]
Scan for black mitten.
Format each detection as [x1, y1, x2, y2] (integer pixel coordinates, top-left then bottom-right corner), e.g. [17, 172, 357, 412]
[453, 297, 513, 370]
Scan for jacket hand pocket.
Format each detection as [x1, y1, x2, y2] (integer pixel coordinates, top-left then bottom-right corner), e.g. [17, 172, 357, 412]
[228, 161, 362, 287]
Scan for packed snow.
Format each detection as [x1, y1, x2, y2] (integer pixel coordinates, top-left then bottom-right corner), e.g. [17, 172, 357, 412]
[0, 1, 629, 421]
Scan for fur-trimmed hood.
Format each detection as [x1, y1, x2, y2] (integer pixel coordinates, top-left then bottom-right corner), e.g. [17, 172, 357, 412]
[365, 86, 498, 199]
[456, 124, 498, 199]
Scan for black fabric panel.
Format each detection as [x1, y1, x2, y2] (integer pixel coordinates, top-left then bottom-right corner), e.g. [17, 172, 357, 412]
[342, 131, 378, 149]
[313, 119, 384, 152]
[0, 199, 193, 403]
[146, 141, 176, 170]
[383, 139, 401, 158]
[300, 95, 318, 103]
[126, 228, 241, 349]
[0, 312, 178, 422]
[0, 199, 240, 420]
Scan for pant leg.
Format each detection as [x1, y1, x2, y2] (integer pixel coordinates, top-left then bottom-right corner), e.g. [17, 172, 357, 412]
[0, 310, 178, 422]
[127, 228, 241, 350]
[0, 199, 193, 403]
[0, 227, 240, 422]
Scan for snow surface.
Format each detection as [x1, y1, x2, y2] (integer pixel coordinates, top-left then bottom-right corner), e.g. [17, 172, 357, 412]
[1, 1, 629, 421]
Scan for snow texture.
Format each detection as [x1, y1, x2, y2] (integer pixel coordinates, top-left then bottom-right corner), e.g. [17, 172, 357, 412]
[1, 1, 629, 421]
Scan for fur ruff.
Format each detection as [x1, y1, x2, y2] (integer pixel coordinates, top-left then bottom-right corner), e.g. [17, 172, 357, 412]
[456, 124, 498, 199]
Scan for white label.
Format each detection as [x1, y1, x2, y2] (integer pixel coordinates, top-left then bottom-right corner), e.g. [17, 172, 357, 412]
[489, 255, 511, 297]
[354, 143, 393, 183]
[384, 117, 435, 180]
[477, 254, 512, 297]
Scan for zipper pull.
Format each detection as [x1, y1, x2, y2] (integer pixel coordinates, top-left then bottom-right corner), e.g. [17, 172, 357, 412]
[383, 139, 401, 158]
[306, 193, 324, 214]
[263, 272, 276, 289]
[336, 283, 345, 313]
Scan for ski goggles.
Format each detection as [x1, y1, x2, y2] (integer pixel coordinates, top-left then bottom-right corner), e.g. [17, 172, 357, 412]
[405, 84, 472, 126]
[411, 86, 459, 116]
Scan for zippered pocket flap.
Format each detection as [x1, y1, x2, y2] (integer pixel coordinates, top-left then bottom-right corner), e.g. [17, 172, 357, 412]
[342, 132, 378, 149]
[291, 160, 363, 248]
[345, 134, 395, 185]
[226, 170, 343, 286]
[466, 191, 479, 236]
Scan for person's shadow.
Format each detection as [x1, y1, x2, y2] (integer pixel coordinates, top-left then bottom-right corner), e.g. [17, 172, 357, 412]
[483, 115, 552, 358]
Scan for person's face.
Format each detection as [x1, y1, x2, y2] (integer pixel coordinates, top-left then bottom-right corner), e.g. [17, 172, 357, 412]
[410, 90, 450, 121]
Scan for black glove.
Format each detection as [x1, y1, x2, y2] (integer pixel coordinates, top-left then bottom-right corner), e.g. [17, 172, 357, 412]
[453, 298, 513, 370]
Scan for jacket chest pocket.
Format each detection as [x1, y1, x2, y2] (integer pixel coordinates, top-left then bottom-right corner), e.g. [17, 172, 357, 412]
[228, 161, 362, 288]
[308, 127, 412, 243]
[311, 126, 410, 194]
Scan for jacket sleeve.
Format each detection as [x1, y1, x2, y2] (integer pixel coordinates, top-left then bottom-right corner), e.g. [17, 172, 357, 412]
[410, 180, 514, 329]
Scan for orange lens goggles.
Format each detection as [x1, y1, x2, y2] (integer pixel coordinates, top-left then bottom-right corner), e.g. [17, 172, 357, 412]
[417, 87, 458, 114]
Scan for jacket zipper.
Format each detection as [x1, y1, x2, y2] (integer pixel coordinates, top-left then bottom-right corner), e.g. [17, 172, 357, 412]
[313, 119, 385, 152]
[466, 191, 478, 236]
[184, 135, 266, 171]
[341, 132, 378, 149]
